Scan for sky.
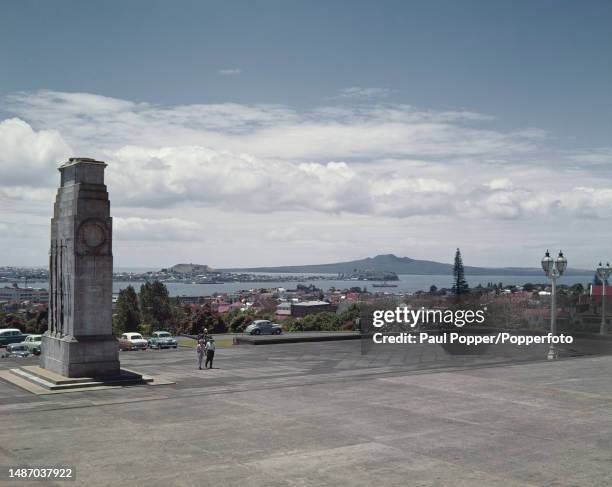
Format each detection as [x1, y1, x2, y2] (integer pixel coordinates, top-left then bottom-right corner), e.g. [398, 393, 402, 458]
[1, 0, 611, 269]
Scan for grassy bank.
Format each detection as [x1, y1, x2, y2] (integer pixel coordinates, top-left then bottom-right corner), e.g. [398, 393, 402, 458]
[177, 338, 234, 348]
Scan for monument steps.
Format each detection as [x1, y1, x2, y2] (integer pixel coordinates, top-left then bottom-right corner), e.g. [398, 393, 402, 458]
[8, 366, 152, 391]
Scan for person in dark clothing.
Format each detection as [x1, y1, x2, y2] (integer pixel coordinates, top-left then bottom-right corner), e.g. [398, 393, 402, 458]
[205, 338, 216, 369]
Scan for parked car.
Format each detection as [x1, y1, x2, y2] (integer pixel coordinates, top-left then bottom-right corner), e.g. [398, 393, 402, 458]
[0, 328, 29, 347]
[4, 343, 32, 357]
[21, 334, 43, 355]
[245, 320, 283, 335]
[148, 331, 178, 349]
[118, 332, 148, 351]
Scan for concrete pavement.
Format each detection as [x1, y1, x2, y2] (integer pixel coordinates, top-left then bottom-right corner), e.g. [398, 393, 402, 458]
[0, 340, 611, 486]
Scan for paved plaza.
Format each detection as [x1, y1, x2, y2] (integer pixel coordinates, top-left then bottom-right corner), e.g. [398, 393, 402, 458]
[1, 339, 611, 486]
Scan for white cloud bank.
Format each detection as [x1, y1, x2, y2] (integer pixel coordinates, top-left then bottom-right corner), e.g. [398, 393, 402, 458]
[1, 90, 612, 266]
[2, 90, 610, 221]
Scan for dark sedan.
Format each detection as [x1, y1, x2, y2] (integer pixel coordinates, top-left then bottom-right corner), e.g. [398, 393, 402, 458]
[0, 328, 29, 347]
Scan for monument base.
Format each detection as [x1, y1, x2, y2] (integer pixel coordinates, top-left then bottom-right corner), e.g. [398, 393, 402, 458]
[41, 333, 120, 378]
[3, 365, 152, 392]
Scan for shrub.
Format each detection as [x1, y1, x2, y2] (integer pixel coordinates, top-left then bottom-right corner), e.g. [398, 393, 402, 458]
[229, 314, 253, 333]
[138, 323, 153, 337]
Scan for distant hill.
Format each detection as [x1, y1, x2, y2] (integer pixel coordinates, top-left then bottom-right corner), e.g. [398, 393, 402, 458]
[221, 254, 592, 276]
[169, 263, 215, 274]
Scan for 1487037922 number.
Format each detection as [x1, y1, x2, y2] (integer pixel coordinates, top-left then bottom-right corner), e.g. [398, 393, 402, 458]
[6, 466, 75, 480]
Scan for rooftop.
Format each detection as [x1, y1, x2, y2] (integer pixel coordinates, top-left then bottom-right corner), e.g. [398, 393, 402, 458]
[292, 300, 331, 306]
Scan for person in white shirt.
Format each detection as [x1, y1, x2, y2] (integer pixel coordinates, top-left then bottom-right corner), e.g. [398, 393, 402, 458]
[196, 339, 205, 370]
[205, 338, 216, 369]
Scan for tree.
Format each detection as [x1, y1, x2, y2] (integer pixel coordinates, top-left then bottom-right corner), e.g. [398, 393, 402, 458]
[3, 314, 24, 330]
[429, 285, 438, 294]
[189, 304, 226, 334]
[170, 298, 187, 333]
[570, 283, 584, 295]
[24, 306, 48, 334]
[452, 248, 469, 296]
[139, 281, 173, 331]
[337, 304, 361, 330]
[114, 285, 140, 334]
[228, 312, 254, 333]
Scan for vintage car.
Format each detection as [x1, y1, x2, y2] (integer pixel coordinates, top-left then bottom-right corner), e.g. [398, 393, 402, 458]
[118, 332, 148, 351]
[245, 320, 283, 335]
[4, 343, 32, 357]
[148, 331, 178, 349]
[21, 334, 43, 355]
[0, 328, 29, 347]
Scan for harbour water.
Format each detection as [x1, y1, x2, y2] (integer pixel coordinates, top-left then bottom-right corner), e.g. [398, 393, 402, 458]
[16, 273, 590, 297]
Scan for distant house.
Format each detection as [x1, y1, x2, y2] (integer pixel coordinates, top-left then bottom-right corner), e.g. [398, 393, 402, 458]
[290, 300, 335, 317]
[176, 296, 206, 305]
[276, 302, 291, 316]
[590, 285, 612, 300]
[0, 284, 48, 304]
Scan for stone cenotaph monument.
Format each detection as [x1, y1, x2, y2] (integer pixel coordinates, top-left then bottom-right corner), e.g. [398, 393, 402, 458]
[41, 157, 121, 377]
[0, 158, 152, 391]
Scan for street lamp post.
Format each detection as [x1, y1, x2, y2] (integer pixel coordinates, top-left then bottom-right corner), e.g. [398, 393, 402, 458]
[541, 250, 567, 360]
[596, 262, 611, 336]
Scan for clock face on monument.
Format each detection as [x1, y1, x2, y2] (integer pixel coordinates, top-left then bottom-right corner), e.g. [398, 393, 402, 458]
[78, 220, 108, 252]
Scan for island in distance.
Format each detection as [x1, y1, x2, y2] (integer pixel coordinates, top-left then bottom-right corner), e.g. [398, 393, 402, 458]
[220, 253, 593, 276]
[2, 254, 593, 287]
[160, 263, 398, 282]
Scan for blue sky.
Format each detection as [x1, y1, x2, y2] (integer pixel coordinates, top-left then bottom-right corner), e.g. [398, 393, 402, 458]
[1, 1, 611, 268]
[2, 0, 610, 144]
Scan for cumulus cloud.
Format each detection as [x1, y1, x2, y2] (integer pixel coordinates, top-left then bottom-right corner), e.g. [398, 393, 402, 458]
[108, 145, 371, 213]
[485, 178, 514, 191]
[560, 187, 612, 218]
[0, 118, 71, 187]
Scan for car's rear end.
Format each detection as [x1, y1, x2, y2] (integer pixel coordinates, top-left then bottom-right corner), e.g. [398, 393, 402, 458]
[131, 340, 148, 351]
[6, 343, 30, 357]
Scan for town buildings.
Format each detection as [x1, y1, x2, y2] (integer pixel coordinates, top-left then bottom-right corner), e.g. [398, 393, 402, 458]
[0, 284, 48, 304]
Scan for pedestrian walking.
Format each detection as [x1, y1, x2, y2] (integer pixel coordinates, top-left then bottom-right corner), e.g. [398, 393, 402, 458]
[196, 339, 205, 370]
[205, 338, 216, 369]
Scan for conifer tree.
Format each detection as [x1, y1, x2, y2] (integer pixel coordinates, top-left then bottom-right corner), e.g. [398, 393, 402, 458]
[452, 248, 469, 296]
